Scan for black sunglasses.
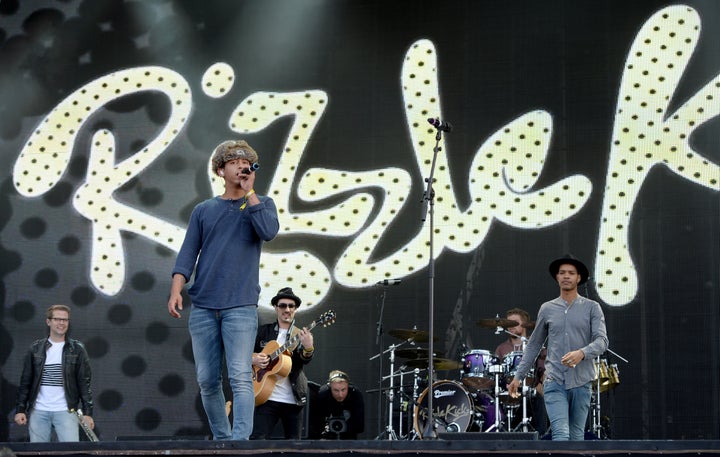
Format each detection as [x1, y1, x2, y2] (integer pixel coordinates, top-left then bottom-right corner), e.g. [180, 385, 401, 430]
[276, 303, 297, 309]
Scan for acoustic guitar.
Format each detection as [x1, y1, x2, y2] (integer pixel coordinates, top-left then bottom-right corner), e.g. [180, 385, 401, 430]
[253, 310, 336, 406]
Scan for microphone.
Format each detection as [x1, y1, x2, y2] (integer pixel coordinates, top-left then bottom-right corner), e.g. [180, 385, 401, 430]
[376, 279, 402, 286]
[241, 163, 260, 174]
[427, 117, 452, 132]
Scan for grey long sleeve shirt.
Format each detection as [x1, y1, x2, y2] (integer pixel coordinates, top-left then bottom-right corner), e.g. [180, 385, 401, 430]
[514, 294, 608, 389]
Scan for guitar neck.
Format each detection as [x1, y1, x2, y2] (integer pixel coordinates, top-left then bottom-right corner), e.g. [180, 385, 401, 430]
[270, 321, 318, 360]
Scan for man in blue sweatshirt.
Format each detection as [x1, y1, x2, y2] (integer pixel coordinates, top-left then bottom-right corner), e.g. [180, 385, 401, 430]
[168, 139, 279, 440]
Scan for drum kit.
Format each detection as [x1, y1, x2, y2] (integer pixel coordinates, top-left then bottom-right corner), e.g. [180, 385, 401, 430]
[370, 318, 622, 440]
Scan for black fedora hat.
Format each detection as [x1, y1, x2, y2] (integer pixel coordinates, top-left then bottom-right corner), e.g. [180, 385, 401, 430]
[548, 254, 590, 285]
[271, 287, 302, 307]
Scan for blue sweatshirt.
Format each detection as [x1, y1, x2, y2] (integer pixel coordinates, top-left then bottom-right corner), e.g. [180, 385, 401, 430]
[172, 195, 279, 309]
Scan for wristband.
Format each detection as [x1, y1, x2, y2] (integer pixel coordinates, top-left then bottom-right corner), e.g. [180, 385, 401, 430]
[245, 189, 255, 198]
[302, 346, 314, 353]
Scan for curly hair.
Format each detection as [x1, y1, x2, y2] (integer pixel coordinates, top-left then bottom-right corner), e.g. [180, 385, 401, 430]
[210, 140, 259, 173]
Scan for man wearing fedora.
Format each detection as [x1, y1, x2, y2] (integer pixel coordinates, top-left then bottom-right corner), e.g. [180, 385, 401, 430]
[508, 255, 608, 440]
[251, 287, 314, 439]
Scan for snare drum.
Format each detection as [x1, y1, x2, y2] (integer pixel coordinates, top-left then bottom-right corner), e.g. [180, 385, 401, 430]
[460, 349, 495, 390]
[414, 380, 473, 438]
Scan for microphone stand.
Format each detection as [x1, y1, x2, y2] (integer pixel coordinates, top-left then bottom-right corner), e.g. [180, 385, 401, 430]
[420, 125, 445, 439]
[374, 284, 388, 439]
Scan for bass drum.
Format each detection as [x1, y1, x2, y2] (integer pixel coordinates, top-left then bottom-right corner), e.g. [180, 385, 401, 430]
[413, 380, 473, 438]
[472, 390, 505, 432]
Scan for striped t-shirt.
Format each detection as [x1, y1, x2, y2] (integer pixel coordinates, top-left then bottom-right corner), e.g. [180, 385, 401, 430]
[34, 340, 67, 412]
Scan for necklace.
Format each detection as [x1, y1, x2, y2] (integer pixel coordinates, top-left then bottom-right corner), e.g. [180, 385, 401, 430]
[222, 191, 251, 211]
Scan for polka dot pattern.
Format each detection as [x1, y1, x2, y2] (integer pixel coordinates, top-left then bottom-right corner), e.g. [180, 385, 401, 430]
[13, 67, 192, 296]
[201, 62, 235, 99]
[596, 5, 720, 305]
[215, 40, 595, 291]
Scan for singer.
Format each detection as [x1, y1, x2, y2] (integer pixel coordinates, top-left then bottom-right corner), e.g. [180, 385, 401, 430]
[168, 139, 279, 440]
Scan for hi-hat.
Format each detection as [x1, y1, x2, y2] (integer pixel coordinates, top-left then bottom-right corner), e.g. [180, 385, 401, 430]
[395, 348, 445, 359]
[388, 328, 437, 342]
[405, 358, 462, 370]
[477, 318, 520, 328]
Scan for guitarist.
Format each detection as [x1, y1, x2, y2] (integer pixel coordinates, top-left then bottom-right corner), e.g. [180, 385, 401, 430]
[251, 287, 314, 439]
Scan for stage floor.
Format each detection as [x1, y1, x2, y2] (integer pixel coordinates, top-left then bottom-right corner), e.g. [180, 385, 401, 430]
[3, 437, 720, 457]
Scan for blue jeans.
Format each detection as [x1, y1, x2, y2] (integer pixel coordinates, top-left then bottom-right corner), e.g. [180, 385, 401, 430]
[543, 380, 592, 440]
[28, 409, 79, 442]
[189, 305, 257, 440]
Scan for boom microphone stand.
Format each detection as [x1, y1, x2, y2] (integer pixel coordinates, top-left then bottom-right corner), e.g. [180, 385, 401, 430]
[420, 117, 451, 439]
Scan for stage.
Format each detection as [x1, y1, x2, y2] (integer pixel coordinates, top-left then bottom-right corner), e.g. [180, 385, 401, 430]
[3, 437, 720, 457]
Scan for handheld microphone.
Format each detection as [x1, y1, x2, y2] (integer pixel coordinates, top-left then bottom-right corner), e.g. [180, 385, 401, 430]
[427, 117, 452, 132]
[241, 163, 260, 174]
[376, 279, 402, 286]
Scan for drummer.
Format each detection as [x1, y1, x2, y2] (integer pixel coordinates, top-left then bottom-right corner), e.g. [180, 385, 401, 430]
[495, 307, 548, 436]
[495, 308, 532, 360]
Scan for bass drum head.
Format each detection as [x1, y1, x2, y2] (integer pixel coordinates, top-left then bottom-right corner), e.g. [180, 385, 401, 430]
[413, 380, 473, 439]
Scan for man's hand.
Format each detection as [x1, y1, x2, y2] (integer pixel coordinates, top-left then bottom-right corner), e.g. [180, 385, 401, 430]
[507, 378, 521, 398]
[561, 349, 585, 368]
[252, 352, 270, 368]
[298, 328, 314, 349]
[14, 413, 27, 426]
[167, 292, 183, 319]
[168, 274, 186, 318]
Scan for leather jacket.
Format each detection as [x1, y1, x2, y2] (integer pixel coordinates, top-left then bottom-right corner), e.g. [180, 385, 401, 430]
[15, 338, 93, 416]
[255, 322, 313, 405]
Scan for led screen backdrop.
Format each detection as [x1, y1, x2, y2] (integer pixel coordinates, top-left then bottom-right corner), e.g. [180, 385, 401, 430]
[0, 0, 718, 441]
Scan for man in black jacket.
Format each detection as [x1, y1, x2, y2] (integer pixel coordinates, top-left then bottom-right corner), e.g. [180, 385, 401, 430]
[311, 370, 364, 439]
[14, 304, 94, 442]
[251, 287, 313, 439]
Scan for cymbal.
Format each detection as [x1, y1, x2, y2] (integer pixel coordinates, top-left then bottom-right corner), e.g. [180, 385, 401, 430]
[405, 358, 462, 370]
[476, 318, 520, 328]
[388, 328, 437, 342]
[395, 348, 445, 359]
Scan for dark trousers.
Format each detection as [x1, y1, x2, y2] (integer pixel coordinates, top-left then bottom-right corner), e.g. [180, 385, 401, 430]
[251, 400, 303, 439]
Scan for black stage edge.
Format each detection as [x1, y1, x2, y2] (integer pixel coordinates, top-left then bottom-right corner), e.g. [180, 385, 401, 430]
[2, 439, 720, 457]
[437, 431, 539, 440]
